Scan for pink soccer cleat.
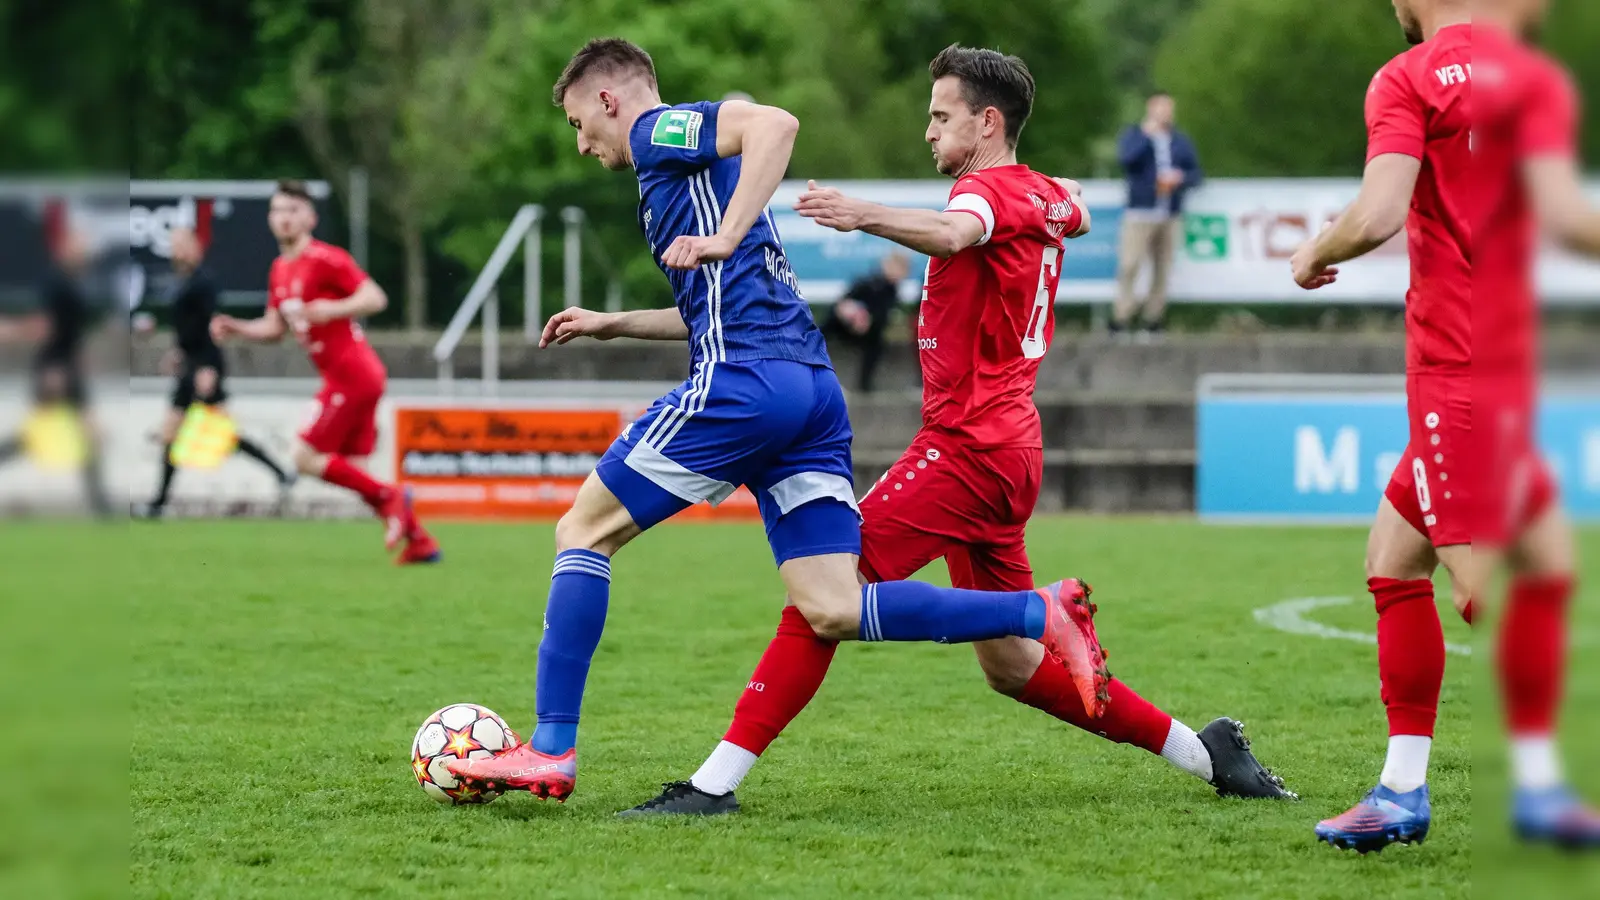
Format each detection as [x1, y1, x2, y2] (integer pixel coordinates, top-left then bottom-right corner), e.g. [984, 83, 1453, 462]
[397, 527, 442, 566]
[445, 743, 577, 802]
[379, 487, 418, 552]
[1036, 579, 1112, 718]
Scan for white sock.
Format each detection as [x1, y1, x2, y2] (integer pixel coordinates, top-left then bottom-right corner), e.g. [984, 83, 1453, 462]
[1379, 735, 1432, 793]
[1511, 736, 1563, 790]
[1160, 721, 1214, 782]
[690, 741, 758, 796]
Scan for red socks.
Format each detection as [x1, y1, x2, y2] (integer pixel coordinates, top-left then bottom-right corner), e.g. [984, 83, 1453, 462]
[1370, 577, 1445, 737]
[1017, 660, 1173, 754]
[1497, 575, 1573, 735]
[322, 455, 394, 511]
[722, 607, 1179, 759]
[722, 605, 838, 756]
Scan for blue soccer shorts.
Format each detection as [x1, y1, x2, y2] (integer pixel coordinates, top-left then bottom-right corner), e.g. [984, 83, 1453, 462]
[595, 358, 861, 564]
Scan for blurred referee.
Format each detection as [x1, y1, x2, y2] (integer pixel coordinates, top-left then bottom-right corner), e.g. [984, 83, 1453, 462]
[136, 227, 292, 518]
[0, 227, 112, 515]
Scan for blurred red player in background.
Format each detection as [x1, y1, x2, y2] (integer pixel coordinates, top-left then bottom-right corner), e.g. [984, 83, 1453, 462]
[211, 179, 440, 564]
[1294, 0, 1600, 852]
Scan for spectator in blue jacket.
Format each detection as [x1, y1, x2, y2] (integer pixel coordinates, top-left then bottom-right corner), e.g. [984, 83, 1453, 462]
[1113, 91, 1202, 338]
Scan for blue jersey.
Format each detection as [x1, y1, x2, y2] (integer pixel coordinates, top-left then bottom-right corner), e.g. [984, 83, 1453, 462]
[631, 101, 830, 369]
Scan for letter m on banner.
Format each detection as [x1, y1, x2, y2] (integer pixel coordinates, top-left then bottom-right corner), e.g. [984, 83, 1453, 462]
[1295, 426, 1359, 494]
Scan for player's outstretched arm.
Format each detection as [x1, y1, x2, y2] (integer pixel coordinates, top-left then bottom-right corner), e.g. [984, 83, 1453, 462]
[1526, 155, 1600, 258]
[1290, 153, 1419, 289]
[1053, 177, 1092, 238]
[540, 306, 688, 348]
[303, 279, 387, 325]
[661, 100, 799, 270]
[211, 307, 288, 344]
[795, 181, 984, 259]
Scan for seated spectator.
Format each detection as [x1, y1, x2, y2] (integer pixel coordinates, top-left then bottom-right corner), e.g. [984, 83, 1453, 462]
[824, 251, 910, 393]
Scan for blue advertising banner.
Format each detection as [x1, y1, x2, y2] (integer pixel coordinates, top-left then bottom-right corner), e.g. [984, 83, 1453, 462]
[1197, 387, 1600, 522]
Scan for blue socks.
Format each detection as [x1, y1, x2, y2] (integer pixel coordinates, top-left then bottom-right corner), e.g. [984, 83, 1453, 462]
[531, 549, 612, 755]
[859, 581, 1044, 644]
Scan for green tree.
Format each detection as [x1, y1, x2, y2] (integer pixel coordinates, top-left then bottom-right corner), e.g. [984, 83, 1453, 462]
[2, 0, 129, 172]
[130, 0, 331, 179]
[444, 0, 1112, 314]
[1544, 0, 1600, 166]
[1152, 0, 1402, 176]
[1085, 0, 1202, 107]
[293, 0, 525, 331]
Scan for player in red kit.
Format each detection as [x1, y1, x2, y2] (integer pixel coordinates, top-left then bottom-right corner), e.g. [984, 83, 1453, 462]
[211, 180, 440, 564]
[1470, 0, 1600, 848]
[1288, 0, 1595, 853]
[625, 45, 1294, 816]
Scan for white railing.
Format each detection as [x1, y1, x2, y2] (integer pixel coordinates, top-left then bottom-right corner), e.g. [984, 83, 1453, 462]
[433, 204, 544, 392]
[433, 204, 625, 394]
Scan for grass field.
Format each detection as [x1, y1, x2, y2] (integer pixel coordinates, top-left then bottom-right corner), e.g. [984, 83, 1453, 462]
[92, 517, 1600, 897]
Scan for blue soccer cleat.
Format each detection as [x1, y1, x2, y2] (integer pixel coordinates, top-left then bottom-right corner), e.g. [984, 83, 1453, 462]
[1314, 784, 1431, 853]
[1514, 786, 1600, 849]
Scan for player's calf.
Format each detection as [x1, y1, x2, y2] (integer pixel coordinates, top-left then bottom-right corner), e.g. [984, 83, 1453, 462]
[973, 636, 1046, 697]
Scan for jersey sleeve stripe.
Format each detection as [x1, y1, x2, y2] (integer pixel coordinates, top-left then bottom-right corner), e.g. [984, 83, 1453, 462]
[945, 193, 995, 245]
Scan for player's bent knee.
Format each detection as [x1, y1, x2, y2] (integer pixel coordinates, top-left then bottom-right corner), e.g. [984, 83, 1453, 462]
[292, 444, 327, 476]
[780, 553, 864, 641]
[1366, 498, 1435, 581]
[554, 474, 640, 557]
[791, 601, 859, 642]
[1512, 506, 1576, 578]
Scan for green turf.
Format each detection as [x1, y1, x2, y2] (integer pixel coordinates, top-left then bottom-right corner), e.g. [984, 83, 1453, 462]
[113, 517, 1600, 898]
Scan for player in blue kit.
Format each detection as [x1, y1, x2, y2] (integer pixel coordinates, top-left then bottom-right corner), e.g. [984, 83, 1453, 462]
[446, 38, 1105, 804]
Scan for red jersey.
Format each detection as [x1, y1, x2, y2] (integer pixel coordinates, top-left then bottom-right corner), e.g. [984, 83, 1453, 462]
[268, 239, 385, 385]
[1472, 23, 1579, 382]
[918, 165, 1083, 448]
[1365, 22, 1472, 374]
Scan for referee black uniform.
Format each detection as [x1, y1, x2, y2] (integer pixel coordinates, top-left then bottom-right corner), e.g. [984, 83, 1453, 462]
[142, 265, 292, 517]
[168, 266, 228, 409]
[34, 267, 91, 408]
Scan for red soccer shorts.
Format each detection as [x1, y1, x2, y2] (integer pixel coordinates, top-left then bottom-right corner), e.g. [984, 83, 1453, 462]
[300, 380, 383, 457]
[1385, 372, 1475, 548]
[857, 430, 1042, 593]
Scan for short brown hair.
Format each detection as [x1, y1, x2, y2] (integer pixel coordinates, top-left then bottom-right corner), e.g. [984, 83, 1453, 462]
[552, 38, 657, 106]
[928, 44, 1036, 148]
[274, 179, 313, 204]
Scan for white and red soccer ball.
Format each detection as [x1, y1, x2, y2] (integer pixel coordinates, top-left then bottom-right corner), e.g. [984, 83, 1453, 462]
[410, 703, 519, 804]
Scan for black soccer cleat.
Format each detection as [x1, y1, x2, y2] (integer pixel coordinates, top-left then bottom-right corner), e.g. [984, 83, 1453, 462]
[1198, 717, 1298, 800]
[617, 781, 741, 818]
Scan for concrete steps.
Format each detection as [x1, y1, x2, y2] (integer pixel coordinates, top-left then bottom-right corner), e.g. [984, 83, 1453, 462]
[121, 330, 1418, 513]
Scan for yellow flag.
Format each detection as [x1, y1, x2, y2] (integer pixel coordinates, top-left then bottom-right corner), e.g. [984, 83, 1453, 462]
[22, 405, 87, 469]
[170, 405, 238, 469]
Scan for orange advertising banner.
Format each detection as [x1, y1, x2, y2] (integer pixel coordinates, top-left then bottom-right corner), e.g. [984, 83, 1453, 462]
[393, 406, 759, 521]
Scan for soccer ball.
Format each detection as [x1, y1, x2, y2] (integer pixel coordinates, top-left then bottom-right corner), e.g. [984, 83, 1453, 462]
[410, 703, 520, 804]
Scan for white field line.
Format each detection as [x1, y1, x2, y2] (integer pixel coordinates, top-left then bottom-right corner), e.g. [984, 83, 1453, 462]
[1253, 596, 1474, 657]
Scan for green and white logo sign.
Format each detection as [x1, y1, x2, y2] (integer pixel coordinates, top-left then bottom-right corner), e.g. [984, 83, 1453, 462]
[651, 110, 703, 150]
[1184, 213, 1229, 261]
